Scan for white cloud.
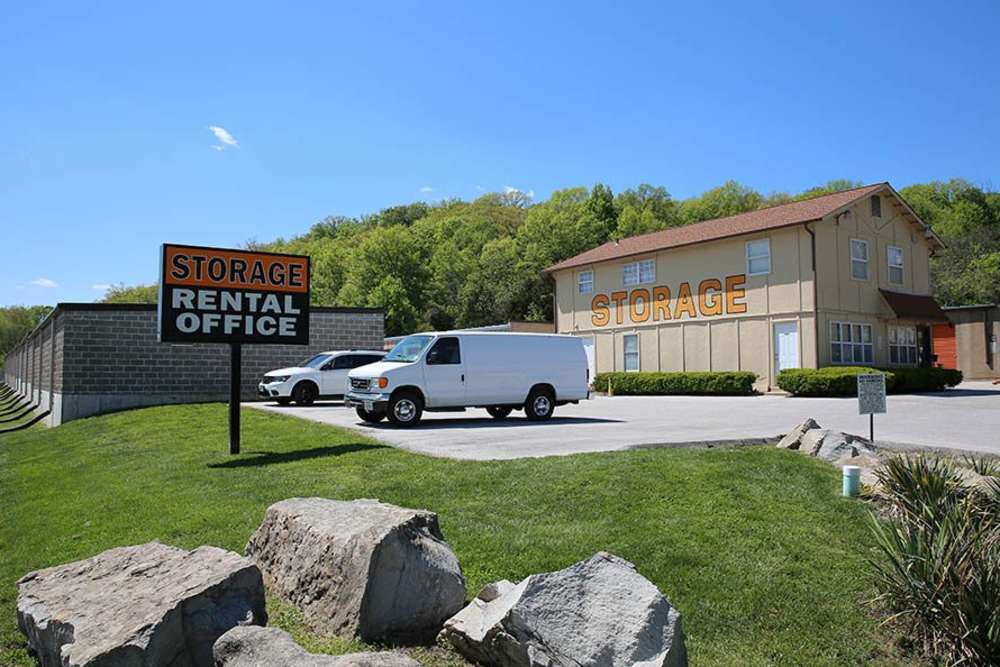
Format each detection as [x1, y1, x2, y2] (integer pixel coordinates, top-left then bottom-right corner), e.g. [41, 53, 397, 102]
[92, 283, 112, 291]
[208, 125, 239, 150]
[504, 185, 535, 198]
[31, 278, 58, 288]
[419, 186, 434, 193]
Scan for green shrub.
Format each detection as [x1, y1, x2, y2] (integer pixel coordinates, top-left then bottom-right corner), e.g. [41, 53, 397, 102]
[777, 366, 963, 397]
[776, 367, 895, 397]
[869, 455, 1000, 663]
[890, 366, 963, 393]
[593, 371, 757, 396]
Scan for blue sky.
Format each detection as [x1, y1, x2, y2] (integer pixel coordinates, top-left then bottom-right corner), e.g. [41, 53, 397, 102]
[2, 1, 998, 306]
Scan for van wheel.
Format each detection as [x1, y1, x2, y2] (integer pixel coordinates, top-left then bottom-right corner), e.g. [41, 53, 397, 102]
[292, 382, 318, 406]
[388, 392, 423, 427]
[487, 406, 512, 419]
[276, 398, 291, 406]
[356, 406, 385, 423]
[525, 387, 554, 421]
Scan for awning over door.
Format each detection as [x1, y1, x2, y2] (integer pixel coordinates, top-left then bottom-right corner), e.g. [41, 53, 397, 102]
[879, 289, 949, 322]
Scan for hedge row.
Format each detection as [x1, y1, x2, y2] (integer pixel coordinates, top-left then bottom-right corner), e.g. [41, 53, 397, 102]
[776, 366, 963, 397]
[593, 371, 757, 396]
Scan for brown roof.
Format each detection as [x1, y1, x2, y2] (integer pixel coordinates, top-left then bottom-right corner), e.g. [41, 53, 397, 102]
[546, 183, 887, 272]
[880, 290, 949, 322]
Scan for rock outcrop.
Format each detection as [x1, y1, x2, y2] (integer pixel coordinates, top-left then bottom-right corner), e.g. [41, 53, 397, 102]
[800, 428, 876, 462]
[16, 541, 266, 667]
[440, 552, 686, 667]
[775, 418, 820, 450]
[245, 497, 465, 644]
[213, 626, 420, 667]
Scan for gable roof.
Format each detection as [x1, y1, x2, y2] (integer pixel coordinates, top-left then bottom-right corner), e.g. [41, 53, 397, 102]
[545, 182, 943, 273]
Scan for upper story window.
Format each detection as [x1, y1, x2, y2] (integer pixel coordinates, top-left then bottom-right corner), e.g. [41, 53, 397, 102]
[850, 238, 869, 280]
[870, 195, 882, 218]
[746, 239, 771, 276]
[577, 270, 594, 294]
[623, 259, 655, 286]
[887, 246, 904, 284]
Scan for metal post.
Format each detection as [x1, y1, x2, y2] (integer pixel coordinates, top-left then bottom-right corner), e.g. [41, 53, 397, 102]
[229, 343, 241, 455]
[869, 413, 874, 443]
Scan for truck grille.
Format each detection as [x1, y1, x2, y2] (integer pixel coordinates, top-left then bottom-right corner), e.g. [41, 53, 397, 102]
[350, 377, 370, 392]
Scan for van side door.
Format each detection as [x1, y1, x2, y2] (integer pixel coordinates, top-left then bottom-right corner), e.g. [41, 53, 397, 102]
[422, 336, 466, 407]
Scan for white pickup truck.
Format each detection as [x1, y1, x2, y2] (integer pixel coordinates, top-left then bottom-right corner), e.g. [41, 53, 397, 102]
[259, 350, 386, 405]
[344, 332, 589, 426]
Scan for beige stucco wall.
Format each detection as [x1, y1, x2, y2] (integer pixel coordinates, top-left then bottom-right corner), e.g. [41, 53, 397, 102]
[552, 225, 817, 388]
[813, 191, 939, 367]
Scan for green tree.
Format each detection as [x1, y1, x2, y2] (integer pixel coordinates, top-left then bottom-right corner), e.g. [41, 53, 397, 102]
[680, 180, 764, 223]
[0, 305, 51, 360]
[102, 283, 159, 304]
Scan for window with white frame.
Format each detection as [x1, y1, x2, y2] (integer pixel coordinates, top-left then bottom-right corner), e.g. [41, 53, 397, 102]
[577, 270, 594, 294]
[746, 238, 771, 276]
[830, 321, 874, 364]
[850, 239, 869, 280]
[889, 325, 918, 365]
[623, 334, 639, 371]
[887, 246, 904, 285]
[623, 259, 655, 286]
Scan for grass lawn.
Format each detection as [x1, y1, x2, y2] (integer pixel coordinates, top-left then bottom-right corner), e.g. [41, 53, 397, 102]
[1, 403, 908, 665]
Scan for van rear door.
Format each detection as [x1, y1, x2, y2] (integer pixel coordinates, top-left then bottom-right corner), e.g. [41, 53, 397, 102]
[423, 336, 466, 407]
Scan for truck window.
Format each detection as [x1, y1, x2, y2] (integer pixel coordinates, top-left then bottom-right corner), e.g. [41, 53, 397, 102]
[427, 337, 461, 365]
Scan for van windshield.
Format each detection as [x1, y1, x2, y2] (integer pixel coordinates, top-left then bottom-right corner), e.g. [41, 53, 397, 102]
[300, 354, 332, 369]
[384, 335, 433, 363]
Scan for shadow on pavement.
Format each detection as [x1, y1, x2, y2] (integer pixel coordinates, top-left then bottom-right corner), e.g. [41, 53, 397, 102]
[207, 443, 388, 468]
[361, 416, 624, 431]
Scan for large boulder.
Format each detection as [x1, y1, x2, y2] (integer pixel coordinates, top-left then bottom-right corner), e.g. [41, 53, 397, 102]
[245, 498, 465, 644]
[800, 429, 876, 462]
[776, 418, 820, 450]
[440, 552, 686, 667]
[16, 541, 266, 667]
[213, 626, 420, 667]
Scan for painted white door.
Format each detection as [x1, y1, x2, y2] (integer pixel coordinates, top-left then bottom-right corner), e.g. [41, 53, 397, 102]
[581, 338, 596, 386]
[774, 322, 800, 371]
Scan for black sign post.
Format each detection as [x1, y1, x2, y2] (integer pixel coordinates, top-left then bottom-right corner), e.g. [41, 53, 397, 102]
[157, 243, 311, 454]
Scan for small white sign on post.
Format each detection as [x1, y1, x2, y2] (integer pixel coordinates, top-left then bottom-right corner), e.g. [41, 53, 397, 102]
[857, 372, 886, 442]
[857, 373, 887, 415]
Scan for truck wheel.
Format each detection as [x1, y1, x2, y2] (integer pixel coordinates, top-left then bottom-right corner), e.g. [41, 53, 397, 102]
[276, 397, 291, 406]
[292, 382, 318, 406]
[487, 406, 512, 419]
[525, 387, 554, 421]
[356, 406, 385, 423]
[388, 392, 423, 427]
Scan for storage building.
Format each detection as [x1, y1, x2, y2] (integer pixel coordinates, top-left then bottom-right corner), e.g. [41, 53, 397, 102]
[546, 182, 948, 389]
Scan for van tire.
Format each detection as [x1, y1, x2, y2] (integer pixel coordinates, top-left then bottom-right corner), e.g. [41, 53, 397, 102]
[524, 387, 555, 421]
[388, 391, 423, 427]
[292, 381, 318, 406]
[487, 406, 513, 419]
[356, 406, 385, 423]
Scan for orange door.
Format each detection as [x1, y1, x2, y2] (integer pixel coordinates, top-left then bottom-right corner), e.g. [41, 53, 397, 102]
[932, 323, 957, 369]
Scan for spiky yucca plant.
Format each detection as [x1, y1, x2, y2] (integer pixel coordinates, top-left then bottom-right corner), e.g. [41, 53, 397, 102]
[869, 455, 1000, 665]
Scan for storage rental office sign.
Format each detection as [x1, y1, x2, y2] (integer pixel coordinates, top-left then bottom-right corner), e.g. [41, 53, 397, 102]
[158, 243, 311, 344]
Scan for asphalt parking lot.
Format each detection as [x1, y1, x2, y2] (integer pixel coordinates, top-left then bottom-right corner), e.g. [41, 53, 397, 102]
[247, 381, 1000, 460]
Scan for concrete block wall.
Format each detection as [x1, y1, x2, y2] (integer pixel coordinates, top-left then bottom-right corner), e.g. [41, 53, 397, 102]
[3, 303, 384, 426]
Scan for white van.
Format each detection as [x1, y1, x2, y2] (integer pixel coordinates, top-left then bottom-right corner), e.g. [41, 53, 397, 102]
[344, 332, 589, 426]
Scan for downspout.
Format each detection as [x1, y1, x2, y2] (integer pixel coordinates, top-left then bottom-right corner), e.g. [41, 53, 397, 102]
[804, 222, 819, 369]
